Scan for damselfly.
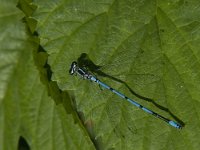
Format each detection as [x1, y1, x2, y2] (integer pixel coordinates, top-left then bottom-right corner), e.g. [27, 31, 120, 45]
[69, 61, 182, 129]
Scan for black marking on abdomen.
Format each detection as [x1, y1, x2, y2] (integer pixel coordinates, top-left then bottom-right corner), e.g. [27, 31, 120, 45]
[151, 112, 169, 123]
[77, 69, 85, 76]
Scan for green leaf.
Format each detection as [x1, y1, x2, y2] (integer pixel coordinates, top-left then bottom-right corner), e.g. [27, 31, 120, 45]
[0, 0, 26, 149]
[1, 0, 200, 150]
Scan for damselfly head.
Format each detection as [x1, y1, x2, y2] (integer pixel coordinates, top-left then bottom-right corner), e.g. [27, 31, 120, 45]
[69, 61, 78, 75]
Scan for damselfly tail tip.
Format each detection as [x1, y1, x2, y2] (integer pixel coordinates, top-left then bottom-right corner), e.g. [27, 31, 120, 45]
[169, 120, 182, 129]
[69, 61, 78, 75]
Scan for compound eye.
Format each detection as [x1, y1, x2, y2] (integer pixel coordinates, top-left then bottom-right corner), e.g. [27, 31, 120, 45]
[69, 61, 77, 75]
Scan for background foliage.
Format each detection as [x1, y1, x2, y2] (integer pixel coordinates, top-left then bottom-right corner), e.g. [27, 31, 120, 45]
[0, 0, 200, 150]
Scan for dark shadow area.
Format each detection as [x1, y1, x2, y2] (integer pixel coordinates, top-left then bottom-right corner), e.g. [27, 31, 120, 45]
[77, 53, 185, 127]
[18, 136, 30, 150]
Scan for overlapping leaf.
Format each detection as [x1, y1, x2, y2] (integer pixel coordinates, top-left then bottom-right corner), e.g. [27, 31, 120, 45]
[30, 0, 200, 149]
